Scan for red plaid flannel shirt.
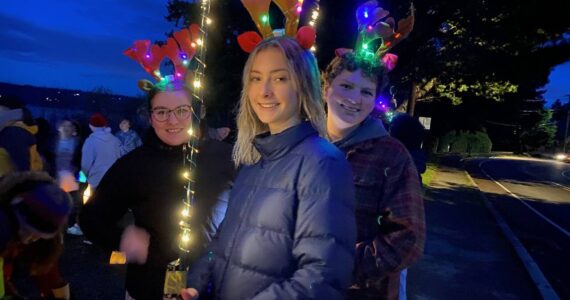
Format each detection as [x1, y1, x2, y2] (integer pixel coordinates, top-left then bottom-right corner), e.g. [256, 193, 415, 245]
[340, 135, 426, 300]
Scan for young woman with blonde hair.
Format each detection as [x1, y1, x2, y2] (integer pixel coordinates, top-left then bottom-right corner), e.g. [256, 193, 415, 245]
[183, 36, 356, 300]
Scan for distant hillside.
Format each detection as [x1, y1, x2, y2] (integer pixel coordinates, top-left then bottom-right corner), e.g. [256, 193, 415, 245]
[0, 82, 148, 130]
[0, 82, 142, 110]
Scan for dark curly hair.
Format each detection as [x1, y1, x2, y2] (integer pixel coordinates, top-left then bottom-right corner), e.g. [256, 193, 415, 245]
[321, 51, 388, 97]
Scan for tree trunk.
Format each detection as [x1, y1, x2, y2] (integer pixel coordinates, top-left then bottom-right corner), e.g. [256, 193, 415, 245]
[407, 81, 418, 116]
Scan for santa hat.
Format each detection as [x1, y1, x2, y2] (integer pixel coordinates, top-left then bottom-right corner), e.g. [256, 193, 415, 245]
[89, 113, 108, 128]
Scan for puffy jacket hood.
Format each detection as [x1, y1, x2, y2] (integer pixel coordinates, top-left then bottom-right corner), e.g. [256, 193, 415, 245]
[89, 127, 115, 141]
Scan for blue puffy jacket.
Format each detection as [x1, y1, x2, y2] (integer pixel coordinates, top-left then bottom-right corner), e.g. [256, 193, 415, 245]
[188, 122, 356, 299]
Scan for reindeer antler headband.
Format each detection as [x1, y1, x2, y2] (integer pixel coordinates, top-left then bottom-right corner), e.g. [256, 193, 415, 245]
[123, 24, 202, 92]
[337, 1, 415, 71]
[237, 0, 317, 53]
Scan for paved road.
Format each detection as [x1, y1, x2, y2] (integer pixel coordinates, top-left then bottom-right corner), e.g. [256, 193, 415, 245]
[465, 157, 570, 299]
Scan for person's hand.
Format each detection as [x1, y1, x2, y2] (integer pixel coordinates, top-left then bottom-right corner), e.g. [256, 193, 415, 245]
[120, 225, 150, 264]
[180, 288, 199, 300]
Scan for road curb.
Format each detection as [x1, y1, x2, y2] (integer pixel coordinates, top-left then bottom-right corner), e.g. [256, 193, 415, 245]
[464, 170, 560, 300]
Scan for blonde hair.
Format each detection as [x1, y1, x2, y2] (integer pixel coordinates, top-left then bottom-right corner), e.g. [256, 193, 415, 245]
[233, 37, 326, 166]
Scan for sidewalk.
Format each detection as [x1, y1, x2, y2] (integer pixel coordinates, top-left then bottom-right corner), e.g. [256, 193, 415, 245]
[408, 157, 540, 300]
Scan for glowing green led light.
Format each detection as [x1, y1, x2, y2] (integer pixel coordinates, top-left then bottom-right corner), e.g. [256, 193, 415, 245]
[261, 14, 269, 23]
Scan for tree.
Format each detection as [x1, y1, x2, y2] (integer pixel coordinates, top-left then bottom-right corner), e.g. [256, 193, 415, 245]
[520, 109, 557, 150]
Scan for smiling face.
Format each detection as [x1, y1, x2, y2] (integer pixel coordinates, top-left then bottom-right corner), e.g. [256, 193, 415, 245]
[247, 47, 301, 134]
[324, 69, 377, 137]
[119, 120, 130, 132]
[149, 90, 192, 146]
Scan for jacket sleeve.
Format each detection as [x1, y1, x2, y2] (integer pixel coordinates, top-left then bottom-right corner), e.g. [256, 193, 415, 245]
[251, 156, 356, 300]
[134, 133, 143, 148]
[0, 127, 32, 171]
[372, 150, 426, 276]
[80, 139, 94, 177]
[79, 158, 132, 252]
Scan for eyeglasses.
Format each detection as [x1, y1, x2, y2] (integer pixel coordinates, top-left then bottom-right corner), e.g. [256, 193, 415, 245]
[151, 105, 192, 122]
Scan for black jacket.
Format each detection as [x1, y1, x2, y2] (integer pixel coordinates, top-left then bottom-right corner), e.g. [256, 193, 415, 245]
[80, 130, 234, 299]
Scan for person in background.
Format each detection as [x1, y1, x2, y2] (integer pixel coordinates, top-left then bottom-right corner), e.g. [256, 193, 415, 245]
[115, 118, 142, 156]
[81, 113, 121, 190]
[389, 113, 427, 179]
[0, 96, 43, 173]
[34, 117, 54, 174]
[0, 99, 24, 176]
[0, 171, 71, 300]
[0, 96, 74, 299]
[322, 50, 425, 300]
[53, 120, 84, 236]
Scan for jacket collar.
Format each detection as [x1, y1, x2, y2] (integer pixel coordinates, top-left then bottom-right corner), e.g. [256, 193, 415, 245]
[253, 121, 317, 161]
[143, 128, 185, 154]
[334, 117, 388, 150]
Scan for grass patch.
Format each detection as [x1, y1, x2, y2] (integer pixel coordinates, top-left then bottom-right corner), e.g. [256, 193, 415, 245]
[422, 163, 438, 187]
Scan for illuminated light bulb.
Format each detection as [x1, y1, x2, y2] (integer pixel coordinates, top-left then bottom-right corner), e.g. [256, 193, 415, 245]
[188, 128, 194, 136]
[181, 233, 190, 243]
[183, 60, 189, 66]
[394, 33, 402, 39]
[181, 207, 190, 217]
[312, 11, 319, 19]
[310, 46, 317, 52]
[153, 70, 161, 77]
[364, 10, 369, 19]
[181, 54, 187, 59]
[83, 184, 92, 204]
[297, 6, 302, 13]
[363, 43, 369, 50]
[176, 72, 182, 77]
[145, 54, 151, 59]
[196, 39, 204, 46]
[191, 42, 197, 48]
[206, 18, 212, 25]
[367, 25, 373, 31]
[179, 221, 185, 226]
[193, 80, 201, 89]
[309, 21, 315, 26]
[183, 171, 190, 179]
[261, 14, 269, 24]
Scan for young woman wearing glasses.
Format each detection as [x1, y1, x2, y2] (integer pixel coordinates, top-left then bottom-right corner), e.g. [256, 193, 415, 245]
[80, 85, 235, 299]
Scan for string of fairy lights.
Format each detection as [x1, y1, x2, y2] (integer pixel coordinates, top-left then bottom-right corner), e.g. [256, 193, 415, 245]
[308, 0, 320, 52]
[178, 0, 212, 262]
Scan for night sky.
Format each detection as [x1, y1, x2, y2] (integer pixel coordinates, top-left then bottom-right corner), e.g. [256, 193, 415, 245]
[1, 1, 569, 106]
[0, 0, 174, 97]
